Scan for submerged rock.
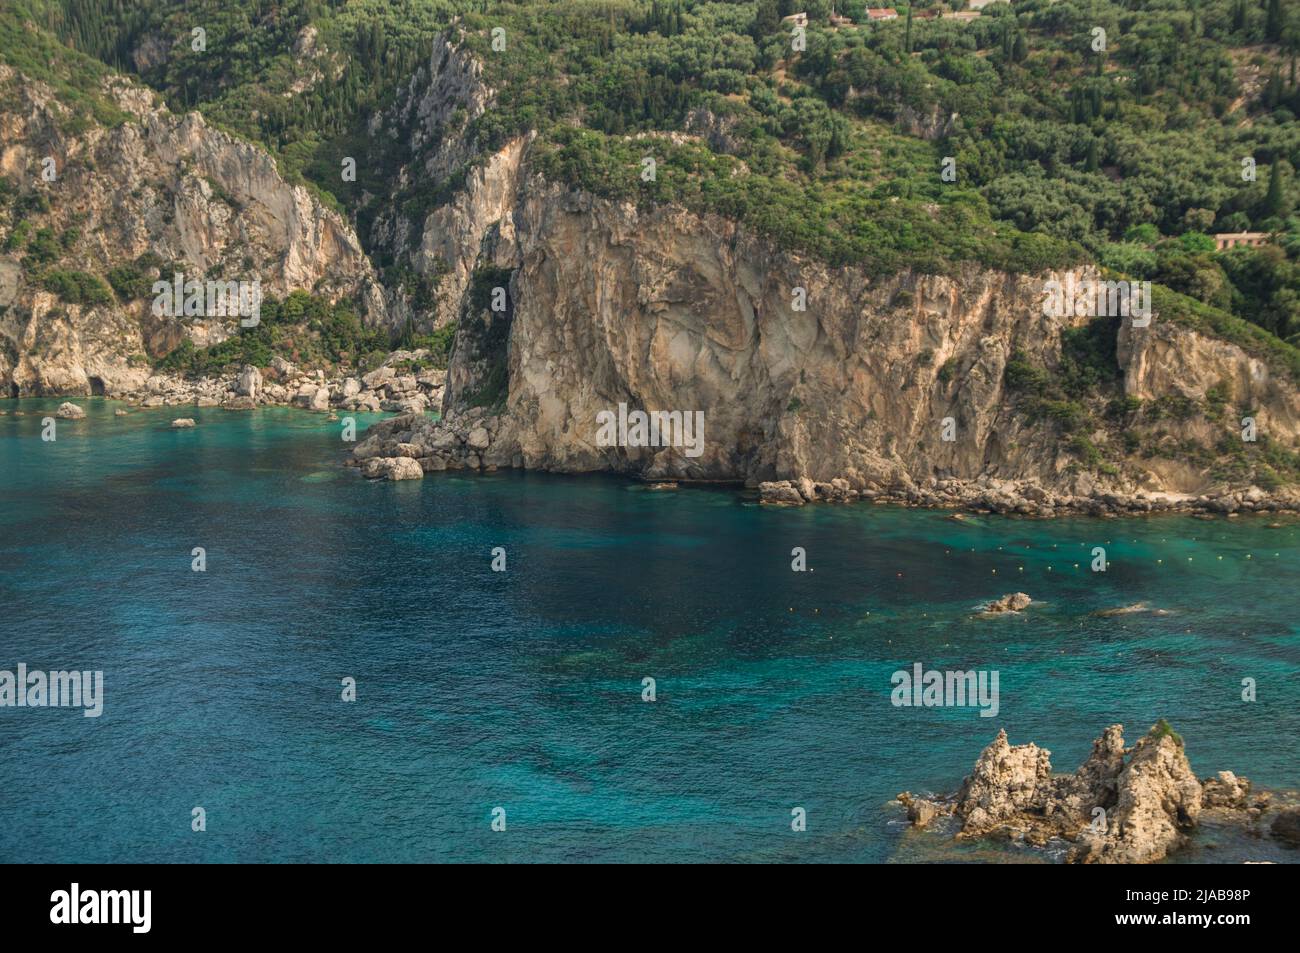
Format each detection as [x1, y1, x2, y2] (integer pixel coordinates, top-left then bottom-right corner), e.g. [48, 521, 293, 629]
[1270, 809, 1300, 846]
[1094, 602, 1148, 617]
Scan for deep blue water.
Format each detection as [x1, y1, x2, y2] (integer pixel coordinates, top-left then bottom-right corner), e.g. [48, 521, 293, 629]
[1, 398, 1297, 863]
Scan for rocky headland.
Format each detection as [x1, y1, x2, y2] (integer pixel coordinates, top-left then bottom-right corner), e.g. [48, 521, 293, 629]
[4, 45, 1300, 510]
[334, 38, 1300, 501]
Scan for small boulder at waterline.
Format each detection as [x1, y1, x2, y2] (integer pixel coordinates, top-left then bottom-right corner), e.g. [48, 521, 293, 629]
[983, 592, 1032, 614]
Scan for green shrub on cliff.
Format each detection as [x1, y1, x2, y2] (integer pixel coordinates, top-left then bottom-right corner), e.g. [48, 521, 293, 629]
[154, 292, 390, 376]
[1004, 350, 1049, 394]
[398, 324, 457, 369]
[1148, 719, 1184, 748]
[39, 269, 112, 306]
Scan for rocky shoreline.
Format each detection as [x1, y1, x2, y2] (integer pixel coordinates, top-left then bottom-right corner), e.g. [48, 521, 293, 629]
[753, 475, 1300, 518]
[344, 407, 1300, 517]
[7, 384, 1300, 521]
[897, 722, 1299, 864]
[0, 349, 446, 417]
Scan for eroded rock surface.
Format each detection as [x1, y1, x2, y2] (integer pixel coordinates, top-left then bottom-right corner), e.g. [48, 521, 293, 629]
[0, 66, 386, 399]
[900, 722, 1288, 864]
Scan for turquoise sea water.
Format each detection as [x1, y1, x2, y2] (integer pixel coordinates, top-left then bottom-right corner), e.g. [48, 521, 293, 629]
[1, 398, 1297, 863]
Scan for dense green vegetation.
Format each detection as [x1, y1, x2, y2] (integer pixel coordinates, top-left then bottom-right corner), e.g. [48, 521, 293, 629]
[1, 0, 1298, 371]
[155, 290, 462, 376]
[156, 290, 392, 375]
[38, 268, 113, 305]
[0, 0, 129, 130]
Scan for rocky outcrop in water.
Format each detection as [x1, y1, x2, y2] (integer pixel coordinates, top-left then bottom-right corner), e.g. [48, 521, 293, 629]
[347, 405, 503, 474]
[982, 592, 1033, 614]
[361, 455, 423, 481]
[900, 722, 1290, 863]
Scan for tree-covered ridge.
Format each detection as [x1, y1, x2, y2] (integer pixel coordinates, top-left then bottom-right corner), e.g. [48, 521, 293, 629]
[3, 0, 1299, 349]
[447, 0, 1300, 330]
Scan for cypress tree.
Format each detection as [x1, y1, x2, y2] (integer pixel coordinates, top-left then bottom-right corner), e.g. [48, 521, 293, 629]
[1266, 0, 1283, 43]
[1263, 163, 1285, 217]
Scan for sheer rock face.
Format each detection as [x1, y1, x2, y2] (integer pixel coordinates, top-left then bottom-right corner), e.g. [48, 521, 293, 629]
[369, 37, 524, 331]
[0, 66, 385, 398]
[488, 181, 1079, 485]
[350, 40, 1300, 500]
[1118, 319, 1300, 489]
[381, 169, 1300, 499]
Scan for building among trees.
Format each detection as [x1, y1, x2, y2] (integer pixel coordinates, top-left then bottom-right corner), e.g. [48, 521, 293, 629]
[1214, 232, 1271, 251]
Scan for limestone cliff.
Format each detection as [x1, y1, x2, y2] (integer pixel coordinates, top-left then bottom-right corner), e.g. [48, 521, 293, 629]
[344, 39, 1300, 502]
[368, 35, 525, 330]
[0, 66, 387, 397]
[358, 159, 1300, 505]
[4, 34, 1300, 507]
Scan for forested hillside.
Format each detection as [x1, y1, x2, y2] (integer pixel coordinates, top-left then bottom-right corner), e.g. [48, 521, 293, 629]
[3, 0, 1300, 347]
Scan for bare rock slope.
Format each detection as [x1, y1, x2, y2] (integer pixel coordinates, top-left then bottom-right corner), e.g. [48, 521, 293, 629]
[0, 66, 386, 398]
